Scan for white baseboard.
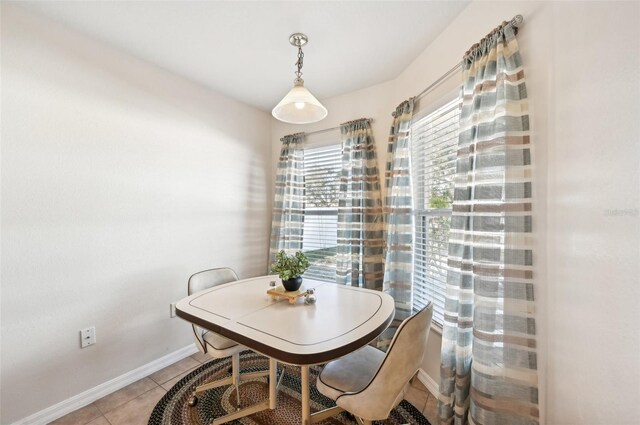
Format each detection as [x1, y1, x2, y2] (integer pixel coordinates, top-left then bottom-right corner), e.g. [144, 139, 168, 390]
[11, 343, 199, 425]
[417, 368, 439, 398]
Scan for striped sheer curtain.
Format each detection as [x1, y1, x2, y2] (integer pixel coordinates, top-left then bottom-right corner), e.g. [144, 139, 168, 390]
[383, 99, 415, 326]
[336, 119, 384, 289]
[269, 133, 306, 264]
[438, 24, 538, 425]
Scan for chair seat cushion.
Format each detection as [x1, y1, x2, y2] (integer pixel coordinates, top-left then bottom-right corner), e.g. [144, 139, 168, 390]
[316, 345, 385, 401]
[203, 331, 241, 352]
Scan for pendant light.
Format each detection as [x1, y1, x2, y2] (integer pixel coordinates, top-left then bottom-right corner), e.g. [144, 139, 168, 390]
[272, 33, 328, 124]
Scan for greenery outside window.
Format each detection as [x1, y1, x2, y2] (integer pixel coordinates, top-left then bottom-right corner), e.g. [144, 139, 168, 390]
[411, 96, 460, 325]
[302, 143, 341, 281]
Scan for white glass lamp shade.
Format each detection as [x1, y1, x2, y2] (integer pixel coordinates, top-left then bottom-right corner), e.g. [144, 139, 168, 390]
[272, 81, 328, 124]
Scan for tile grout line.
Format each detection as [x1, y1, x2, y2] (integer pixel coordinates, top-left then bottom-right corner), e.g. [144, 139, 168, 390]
[421, 392, 429, 413]
[102, 386, 167, 424]
[160, 364, 202, 387]
[95, 379, 161, 416]
[148, 357, 202, 386]
[423, 392, 438, 423]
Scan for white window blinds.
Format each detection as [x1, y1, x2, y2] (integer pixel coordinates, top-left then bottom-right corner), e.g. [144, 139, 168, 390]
[411, 97, 460, 325]
[302, 143, 342, 281]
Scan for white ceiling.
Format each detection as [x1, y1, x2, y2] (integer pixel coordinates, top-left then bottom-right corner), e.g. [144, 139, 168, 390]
[17, 1, 469, 112]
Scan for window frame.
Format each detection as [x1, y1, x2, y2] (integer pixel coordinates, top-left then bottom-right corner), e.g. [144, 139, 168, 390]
[410, 88, 461, 329]
[300, 138, 342, 282]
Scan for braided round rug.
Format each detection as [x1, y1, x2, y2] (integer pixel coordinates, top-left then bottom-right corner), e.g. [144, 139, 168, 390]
[149, 351, 431, 425]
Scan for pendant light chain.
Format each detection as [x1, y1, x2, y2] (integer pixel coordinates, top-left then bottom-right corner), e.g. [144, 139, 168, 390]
[295, 45, 304, 81]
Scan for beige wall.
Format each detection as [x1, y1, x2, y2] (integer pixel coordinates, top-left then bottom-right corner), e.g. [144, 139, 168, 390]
[543, 2, 639, 423]
[1, 6, 272, 424]
[271, 2, 640, 424]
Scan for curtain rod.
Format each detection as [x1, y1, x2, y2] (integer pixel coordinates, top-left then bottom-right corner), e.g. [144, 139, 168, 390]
[414, 14, 523, 102]
[279, 118, 375, 141]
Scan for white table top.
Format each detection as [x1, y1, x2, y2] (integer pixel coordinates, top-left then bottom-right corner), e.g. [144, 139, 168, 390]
[176, 275, 395, 365]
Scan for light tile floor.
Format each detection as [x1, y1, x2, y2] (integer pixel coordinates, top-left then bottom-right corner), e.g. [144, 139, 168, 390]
[49, 353, 438, 424]
[406, 376, 439, 424]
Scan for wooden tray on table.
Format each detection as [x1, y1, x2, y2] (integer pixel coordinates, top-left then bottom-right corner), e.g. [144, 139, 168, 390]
[267, 285, 308, 304]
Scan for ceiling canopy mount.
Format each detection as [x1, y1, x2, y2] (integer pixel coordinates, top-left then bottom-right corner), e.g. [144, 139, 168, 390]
[289, 33, 308, 48]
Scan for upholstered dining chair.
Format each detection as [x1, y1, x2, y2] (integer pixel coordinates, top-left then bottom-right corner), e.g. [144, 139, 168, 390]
[187, 267, 268, 408]
[314, 303, 433, 424]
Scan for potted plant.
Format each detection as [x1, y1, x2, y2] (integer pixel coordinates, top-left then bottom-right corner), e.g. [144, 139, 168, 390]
[271, 250, 309, 291]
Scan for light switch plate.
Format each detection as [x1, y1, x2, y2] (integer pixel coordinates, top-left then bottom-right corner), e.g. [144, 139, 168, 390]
[80, 326, 96, 348]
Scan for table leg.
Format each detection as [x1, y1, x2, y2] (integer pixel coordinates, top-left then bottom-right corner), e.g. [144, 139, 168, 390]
[301, 365, 310, 425]
[269, 358, 277, 410]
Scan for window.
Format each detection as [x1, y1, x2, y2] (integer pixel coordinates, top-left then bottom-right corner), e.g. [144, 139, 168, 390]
[302, 143, 342, 281]
[411, 97, 460, 326]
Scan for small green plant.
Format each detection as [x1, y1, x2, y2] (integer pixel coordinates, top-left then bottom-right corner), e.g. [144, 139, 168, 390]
[271, 250, 310, 281]
[428, 195, 451, 209]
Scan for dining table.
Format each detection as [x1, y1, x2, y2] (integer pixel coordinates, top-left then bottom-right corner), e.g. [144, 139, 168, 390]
[175, 275, 395, 425]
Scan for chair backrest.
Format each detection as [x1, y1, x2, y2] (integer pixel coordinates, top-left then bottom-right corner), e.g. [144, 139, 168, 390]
[187, 268, 239, 353]
[337, 303, 433, 420]
[188, 267, 239, 296]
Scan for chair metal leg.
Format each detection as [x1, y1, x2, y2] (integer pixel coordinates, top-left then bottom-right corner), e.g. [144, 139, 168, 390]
[310, 406, 345, 424]
[211, 400, 270, 425]
[211, 358, 278, 425]
[189, 352, 270, 412]
[194, 375, 234, 395]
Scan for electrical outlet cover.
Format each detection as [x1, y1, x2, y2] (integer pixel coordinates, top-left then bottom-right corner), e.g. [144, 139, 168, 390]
[80, 327, 96, 348]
